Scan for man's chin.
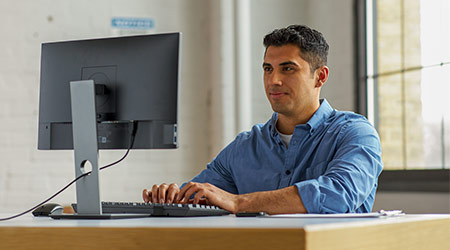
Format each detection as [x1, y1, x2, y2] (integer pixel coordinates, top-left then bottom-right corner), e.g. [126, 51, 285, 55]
[270, 104, 290, 114]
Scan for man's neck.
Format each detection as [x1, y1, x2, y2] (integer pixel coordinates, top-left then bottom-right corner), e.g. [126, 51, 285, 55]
[276, 102, 320, 135]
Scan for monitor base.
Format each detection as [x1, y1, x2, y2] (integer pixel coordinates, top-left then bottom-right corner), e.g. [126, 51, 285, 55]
[50, 213, 150, 220]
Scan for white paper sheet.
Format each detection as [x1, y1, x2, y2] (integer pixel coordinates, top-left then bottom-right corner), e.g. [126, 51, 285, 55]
[267, 210, 404, 218]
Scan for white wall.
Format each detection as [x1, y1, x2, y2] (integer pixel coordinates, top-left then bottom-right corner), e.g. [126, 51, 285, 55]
[0, 0, 359, 213]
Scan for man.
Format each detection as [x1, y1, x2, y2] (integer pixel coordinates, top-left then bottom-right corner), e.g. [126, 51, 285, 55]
[143, 25, 383, 214]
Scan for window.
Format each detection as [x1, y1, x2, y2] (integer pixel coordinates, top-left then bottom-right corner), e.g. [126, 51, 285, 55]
[366, 0, 450, 170]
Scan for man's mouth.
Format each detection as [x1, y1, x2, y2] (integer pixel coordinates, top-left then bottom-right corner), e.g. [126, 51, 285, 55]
[270, 92, 287, 98]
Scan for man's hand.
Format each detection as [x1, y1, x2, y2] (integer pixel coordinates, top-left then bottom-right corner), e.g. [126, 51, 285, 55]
[176, 182, 239, 213]
[143, 182, 307, 215]
[142, 183, 180, 204]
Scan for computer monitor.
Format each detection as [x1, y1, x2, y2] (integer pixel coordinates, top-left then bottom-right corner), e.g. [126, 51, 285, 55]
[38, 33, 181, 218]
[38, 33, 180, 150]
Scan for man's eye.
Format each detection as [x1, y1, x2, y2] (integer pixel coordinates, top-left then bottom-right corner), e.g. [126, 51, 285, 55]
[263, 67, 272, 72]
[283, 66, 293, 71]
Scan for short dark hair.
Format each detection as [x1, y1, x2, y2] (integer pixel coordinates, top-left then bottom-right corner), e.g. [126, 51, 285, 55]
[263, 24, 329, 73]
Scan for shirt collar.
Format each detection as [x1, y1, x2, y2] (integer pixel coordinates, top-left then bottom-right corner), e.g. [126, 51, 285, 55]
[303, 99, 334, 133]
[269, 112, 279, 137]
[269, 99, 334, 136]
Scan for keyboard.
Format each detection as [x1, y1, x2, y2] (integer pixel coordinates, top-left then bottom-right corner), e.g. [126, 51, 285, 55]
[72, 202, 231, 217]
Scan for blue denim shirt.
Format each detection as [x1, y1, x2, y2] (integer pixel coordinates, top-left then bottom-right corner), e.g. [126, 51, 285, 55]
[189, 99, 383, 213]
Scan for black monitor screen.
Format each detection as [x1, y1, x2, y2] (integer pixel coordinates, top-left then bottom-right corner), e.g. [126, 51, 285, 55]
[38, 33, 180, 150]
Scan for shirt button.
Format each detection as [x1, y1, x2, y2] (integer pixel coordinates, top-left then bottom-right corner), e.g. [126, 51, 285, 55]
[285, 170, 291, 175]
[292, 140, 297, 145]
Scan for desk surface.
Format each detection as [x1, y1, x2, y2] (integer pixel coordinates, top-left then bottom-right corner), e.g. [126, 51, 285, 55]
[1, 213, 449, 250]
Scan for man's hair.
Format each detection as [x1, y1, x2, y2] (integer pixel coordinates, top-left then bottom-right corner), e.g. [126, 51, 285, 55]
[263, 25, 329, 73]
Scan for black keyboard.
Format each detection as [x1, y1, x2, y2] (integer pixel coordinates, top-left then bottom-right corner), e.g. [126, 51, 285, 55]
[72, 202, 231, 217]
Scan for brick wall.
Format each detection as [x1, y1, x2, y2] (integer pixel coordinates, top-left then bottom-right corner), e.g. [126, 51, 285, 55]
[0, 0, 212, 212]
[377, 0, 425, 169]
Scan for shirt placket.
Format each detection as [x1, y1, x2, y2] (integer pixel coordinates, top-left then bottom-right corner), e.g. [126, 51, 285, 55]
[278, 128, 309, 188]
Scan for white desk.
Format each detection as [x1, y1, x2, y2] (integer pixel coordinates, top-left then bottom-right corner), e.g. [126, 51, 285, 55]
[0, 214, 449, 250]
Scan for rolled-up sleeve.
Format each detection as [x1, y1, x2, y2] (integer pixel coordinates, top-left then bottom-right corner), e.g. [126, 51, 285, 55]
[295, 121, 383, 213]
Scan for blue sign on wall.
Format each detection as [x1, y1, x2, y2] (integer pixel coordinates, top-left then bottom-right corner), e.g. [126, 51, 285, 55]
[111, 17, 154, 30]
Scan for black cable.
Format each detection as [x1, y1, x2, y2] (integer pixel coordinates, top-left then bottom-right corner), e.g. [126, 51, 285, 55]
[0, 121, 137, 221]
[100, 120, 137, 172]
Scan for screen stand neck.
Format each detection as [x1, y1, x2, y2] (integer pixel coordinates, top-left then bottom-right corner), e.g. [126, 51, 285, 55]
[70, 80, 102, 215]
[51, 80, 147, 219]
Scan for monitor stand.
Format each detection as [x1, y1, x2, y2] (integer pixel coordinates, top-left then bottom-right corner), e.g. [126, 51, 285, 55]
[51, 80, 147, 220]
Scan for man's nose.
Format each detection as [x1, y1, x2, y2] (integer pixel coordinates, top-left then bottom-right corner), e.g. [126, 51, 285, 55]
[269, 71, 282, 86]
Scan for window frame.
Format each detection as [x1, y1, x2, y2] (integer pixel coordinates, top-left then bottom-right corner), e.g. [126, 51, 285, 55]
[355, 0, 450, 193]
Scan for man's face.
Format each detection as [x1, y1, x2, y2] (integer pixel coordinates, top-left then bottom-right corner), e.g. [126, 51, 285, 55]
[263, 44, 320, 118]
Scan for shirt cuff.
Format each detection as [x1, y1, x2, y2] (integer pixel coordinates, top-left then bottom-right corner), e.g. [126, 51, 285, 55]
[295, 180, 323, 214]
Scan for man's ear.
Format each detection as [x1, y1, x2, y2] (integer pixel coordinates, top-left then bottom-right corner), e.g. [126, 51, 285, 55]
[315, 66, 329, 88]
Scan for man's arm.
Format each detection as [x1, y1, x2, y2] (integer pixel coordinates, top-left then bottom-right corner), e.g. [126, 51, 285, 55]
[143, 182, 307, 214]
[296, 120, 383, 213]
[176, 182, 307, 214]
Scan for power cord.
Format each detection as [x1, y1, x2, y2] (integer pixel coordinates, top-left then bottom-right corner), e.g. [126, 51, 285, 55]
[0, 121, 137, 221]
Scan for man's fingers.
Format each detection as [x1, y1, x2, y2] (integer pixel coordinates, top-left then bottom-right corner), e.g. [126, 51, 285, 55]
[180, 183, 200, 204]
[166, 184, 180, 203]
[145, 183, 180, 204]
[151, 184, 159, 203]
[142, 189, 151, 203]
[158, 183, 169, 203]
[175, 182, 190, 202]
[193, 190, 205, 204]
